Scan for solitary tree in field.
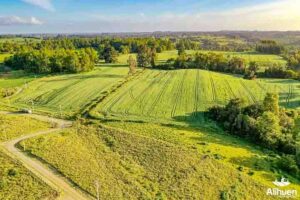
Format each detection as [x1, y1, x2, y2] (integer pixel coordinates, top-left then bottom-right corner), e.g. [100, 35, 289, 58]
[127, 55, 137, 74]
[137, 45, 151, 68]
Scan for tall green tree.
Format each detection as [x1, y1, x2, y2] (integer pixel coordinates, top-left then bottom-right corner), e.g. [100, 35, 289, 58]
[263, 93, 279, 115]
[103, 45, 118, 63]
[256, 111, 281, 149]
[137, 45, 152, 68]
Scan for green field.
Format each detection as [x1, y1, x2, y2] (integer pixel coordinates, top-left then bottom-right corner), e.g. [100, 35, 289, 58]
[117, 50, 287, 67]
[0, 114, 57, 200]
[0, 71, 37, 89]
[20, 123, 279, 200]
[5, 66, 131, 116]
[90, 69, 300, 124]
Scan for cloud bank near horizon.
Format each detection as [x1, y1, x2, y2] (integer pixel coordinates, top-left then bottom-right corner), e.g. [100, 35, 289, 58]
[0, 16, 43, 26]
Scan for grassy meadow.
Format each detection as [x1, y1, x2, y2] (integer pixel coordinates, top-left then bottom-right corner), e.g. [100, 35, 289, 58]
[5, 66, 131, 116]
[20, 123, 279, 200]
[90, 69, 300, 124]
[104, 121, 300, 190]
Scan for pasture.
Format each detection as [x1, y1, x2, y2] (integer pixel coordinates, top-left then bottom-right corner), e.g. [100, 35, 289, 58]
[7, 66, 130, 116]
[90, 69, 300, 124]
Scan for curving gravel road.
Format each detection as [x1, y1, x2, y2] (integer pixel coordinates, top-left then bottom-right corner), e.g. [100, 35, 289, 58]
[0, 112, 91, 200]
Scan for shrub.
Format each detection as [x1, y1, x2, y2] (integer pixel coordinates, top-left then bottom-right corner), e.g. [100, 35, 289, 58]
[8, 168, 19, 177]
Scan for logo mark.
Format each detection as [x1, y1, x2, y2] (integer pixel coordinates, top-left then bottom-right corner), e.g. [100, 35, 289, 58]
[273, 177, 290, 187]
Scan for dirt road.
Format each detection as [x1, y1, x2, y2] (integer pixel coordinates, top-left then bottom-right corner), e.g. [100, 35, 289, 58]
[0, 112, 91, 200]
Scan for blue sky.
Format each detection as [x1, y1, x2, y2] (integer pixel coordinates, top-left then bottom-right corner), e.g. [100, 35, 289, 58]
[0, 0, 299, 33]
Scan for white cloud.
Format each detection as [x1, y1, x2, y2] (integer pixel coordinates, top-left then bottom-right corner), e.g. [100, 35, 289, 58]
[0, 16, 43, 26]
[21, 0, 54, 11]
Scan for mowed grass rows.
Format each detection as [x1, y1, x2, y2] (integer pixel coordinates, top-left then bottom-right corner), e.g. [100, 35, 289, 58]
[91, 69, 300, 123]
[7, 66, 130, 116]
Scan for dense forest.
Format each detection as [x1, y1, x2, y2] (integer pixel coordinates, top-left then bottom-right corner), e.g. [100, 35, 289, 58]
[4, 48, 98, 73]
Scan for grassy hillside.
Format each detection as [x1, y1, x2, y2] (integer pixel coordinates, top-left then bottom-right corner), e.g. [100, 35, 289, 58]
[0, 113, 57, 200]
[5, 66, 131, 117]
[20, 123, 278, 200]
[90, 69, 300, 124]
[105, 121, 300, 191]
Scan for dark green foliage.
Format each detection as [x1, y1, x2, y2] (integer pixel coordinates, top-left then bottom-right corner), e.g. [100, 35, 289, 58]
[8, 168, 19, 177]
[264, 64, 298, 79]
[287, 50, 300, 71]
[176, 39, 199, 53]
[103, 45, 118, 63]
[137, 45, 156, 68]
[263, 93, 279, 115]
[256, 40, 284, 55]
[208, 93, 299, 177]
[277, 155, 299, 176]
[244, 61, 259, 80]
[4, 48, 98, 73]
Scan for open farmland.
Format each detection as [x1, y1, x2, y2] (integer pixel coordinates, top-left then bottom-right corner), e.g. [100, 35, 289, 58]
[90, 69, 300, 124]
[6, 66, 131, 117]
[20, 123, 277, 200]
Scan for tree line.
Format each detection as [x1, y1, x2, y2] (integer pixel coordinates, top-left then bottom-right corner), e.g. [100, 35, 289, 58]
[4, 48, 98, 73]
[256, 40, 284, 55]
[154, 51, 259, 79]
[207, 93, 300, 178]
